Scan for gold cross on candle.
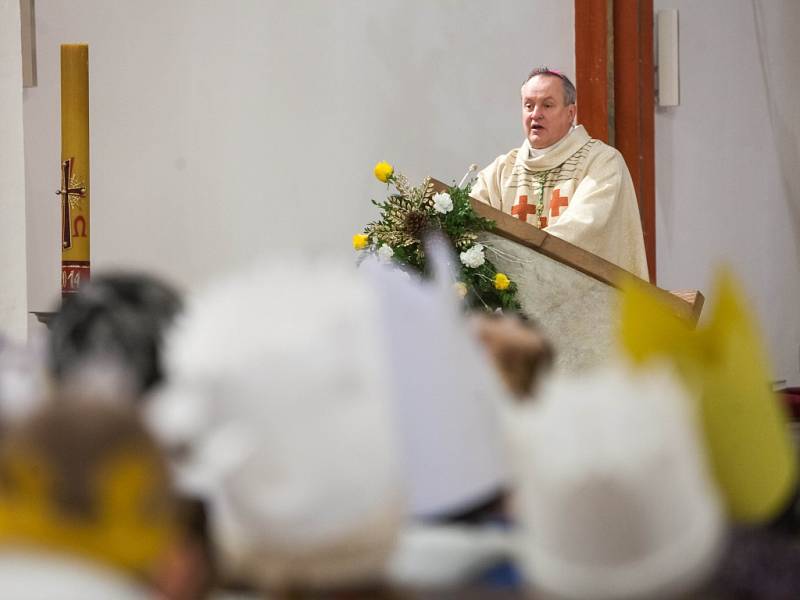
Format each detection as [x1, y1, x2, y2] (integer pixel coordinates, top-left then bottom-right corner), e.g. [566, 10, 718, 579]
[56, 157, 85, 250]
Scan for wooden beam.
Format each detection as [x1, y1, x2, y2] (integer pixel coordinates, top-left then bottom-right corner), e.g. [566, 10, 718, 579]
[574, 0, 611, 143]
[613, 0, 655, 283]
[576, 0, 656, 283]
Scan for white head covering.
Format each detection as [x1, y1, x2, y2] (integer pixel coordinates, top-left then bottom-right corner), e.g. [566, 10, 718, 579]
[147, 257, 405, 590]
[511, 361, 724, 600]
[362, 239, 515, 587]
[362, 237, 511, 518]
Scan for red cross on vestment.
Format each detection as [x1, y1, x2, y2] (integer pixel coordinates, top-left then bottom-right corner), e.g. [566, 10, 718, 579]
[511, 195, 548, 228]
[511, 195, 533, 221]
[550, 188, 569, 220]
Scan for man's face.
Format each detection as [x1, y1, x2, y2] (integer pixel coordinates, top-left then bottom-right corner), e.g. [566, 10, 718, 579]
[521, 75, 576, 149]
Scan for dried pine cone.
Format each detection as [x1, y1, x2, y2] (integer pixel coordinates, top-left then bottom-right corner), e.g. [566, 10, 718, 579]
[403, 210, 428, 237]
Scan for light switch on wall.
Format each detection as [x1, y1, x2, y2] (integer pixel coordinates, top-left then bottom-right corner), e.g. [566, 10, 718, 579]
[20, 0, 37, 88]
[657, 9, 679, 106]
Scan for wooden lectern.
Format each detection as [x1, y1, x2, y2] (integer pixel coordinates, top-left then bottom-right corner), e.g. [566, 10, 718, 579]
[431, 179, 703, 373]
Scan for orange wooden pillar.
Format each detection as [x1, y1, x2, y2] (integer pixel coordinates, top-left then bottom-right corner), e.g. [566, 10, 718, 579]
[575, 0, 656, 283]
[574, 0, 613, 144]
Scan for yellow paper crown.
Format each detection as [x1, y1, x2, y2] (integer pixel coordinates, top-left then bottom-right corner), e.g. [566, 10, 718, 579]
[0, 400, 177, 577]
[619, 270, 797, 523]
[0, 446, 175, 575]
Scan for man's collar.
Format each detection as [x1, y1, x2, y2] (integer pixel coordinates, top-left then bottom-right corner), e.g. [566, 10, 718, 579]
[516, 126, 591, 171]
[528, 125, 576, 159]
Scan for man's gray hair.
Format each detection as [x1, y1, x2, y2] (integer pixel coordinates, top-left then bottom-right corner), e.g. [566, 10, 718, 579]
[523, 67, 577, 106]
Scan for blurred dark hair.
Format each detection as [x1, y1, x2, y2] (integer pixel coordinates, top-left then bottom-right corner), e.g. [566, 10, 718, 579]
[47, 272, 183, 397]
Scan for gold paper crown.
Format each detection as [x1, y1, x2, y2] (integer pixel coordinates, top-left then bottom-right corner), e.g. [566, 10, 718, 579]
[619, 269, 798, 523]
[0, 404, 176, 575]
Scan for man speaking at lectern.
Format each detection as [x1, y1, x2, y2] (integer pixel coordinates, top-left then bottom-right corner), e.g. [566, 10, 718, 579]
[471, 67, 649, 280]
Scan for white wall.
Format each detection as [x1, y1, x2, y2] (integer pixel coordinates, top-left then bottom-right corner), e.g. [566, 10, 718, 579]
[0, 0, 29, 342]
[24, 1, 574, 324]
[26, 1, 798, 385]
[655, 0, 800, 386]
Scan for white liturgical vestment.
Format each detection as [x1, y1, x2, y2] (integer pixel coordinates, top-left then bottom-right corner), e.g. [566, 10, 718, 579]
[471, 125, 649, 280]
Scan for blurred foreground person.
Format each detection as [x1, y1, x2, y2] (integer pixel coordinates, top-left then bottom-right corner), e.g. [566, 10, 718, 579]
[505, 269, 800, 599]
[511, 362, 725, 599]
[47, 272, 183, 400]
[0, 399, 178, 599]
[148, 258, 406, 595]
[150, 248, 523, 595]
[618, 272, 800, 598]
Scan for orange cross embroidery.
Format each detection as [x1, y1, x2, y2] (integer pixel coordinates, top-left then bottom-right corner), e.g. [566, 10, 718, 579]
[511, 195, 535, 222]
[550, 188, 569, 220]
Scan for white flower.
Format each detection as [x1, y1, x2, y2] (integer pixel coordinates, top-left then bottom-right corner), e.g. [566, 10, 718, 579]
[377, 244, 395, 262]
[432, 192, 453, 214]
[460, 244, 485, 269]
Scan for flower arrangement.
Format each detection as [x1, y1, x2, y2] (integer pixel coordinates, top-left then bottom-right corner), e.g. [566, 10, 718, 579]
[355, 162, 521, 312]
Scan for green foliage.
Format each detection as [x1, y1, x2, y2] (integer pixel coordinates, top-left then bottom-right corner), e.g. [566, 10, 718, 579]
[362, 172, 521, 313]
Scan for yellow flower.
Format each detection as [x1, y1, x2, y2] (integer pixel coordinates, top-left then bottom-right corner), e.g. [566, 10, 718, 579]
[374, 161, 394, 183]
[494, 273, 510, 291]
[454, 282, 468, 298]
[352, 234, 369, 250]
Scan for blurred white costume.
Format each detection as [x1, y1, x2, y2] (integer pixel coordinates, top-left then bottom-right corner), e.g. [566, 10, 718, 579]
[510, 362, 724, 600]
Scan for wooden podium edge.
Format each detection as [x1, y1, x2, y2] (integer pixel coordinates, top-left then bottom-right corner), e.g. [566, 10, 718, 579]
[472, 199, 699, 323]
[428, 178, 699, 324]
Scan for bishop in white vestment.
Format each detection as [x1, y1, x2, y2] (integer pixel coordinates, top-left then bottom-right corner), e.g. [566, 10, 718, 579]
[471, 68, 649, 281]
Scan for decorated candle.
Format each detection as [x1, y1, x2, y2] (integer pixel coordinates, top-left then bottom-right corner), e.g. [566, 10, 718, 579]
[59, 44, 90, 296]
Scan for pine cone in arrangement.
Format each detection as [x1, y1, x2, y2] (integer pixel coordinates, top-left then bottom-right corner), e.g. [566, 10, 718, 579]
[402, 209, 429, 239]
